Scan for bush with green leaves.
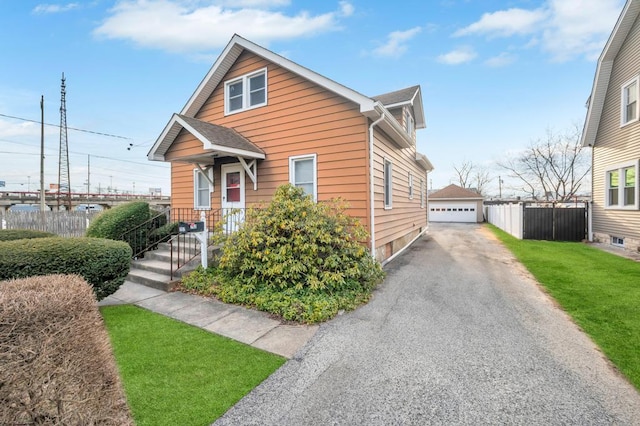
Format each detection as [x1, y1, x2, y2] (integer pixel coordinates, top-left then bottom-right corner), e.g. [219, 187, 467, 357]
[85, 201, 151, 255]
[187, 184, 385, 323]
[0, 237, 131, 300]
[0, 229, 55, 241]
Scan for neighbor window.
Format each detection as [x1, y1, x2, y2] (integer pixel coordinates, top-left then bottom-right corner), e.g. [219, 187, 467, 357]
[225, 68, 267, 114]
[408, 173, 413, 199]
[194, 168, 213, 209]
[289, 154, 317, 201]
[621, 77, 639, 126]
[606, 161, 639, 209]
[384, 159, 393, 209]
[405, 108, 414, 137]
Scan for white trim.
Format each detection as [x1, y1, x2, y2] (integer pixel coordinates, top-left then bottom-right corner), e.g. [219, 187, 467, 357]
[604, 160, 639, 210]
[381, 227, 428, 267]
[289, 153, 317, 202]
[193, 167, 214, 210]
[369, 113, 385, 256]
[221, 163, 245, 209]
[224, 67, 268, 115]
[384, 158, 393, 210]
[408, 172, 413, 199]
[420, 178, 425, 208]
[620, 75, 639, 127]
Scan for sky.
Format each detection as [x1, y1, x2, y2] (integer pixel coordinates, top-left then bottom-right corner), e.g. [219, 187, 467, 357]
[0, 0, 626, 197]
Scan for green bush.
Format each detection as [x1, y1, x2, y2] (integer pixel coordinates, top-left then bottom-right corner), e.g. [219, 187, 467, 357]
[0, 237, 132, 300]
[149, 221, 179, 246]
[86, 201, 150, 255]
[0, 229, 56, 241]
[187, 184, 385, 323]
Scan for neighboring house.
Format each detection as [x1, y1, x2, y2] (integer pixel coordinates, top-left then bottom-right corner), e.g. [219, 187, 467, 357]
[582, 0, 640, 252]
[148, 34, 434, 263]
[428, 184, 483, 223]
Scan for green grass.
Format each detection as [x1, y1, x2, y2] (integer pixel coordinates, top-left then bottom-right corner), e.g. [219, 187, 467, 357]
[101, 305, 285, 426]
[488, 224, 640, 389]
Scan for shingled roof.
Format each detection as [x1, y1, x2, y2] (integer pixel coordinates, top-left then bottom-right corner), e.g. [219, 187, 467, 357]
[372, 85, 420, 106]
[177, 115, 264, 156]
[430, 184, 483, 199]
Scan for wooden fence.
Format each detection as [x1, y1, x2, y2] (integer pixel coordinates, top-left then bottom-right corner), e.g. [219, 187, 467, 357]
[1, 211, 102, 238]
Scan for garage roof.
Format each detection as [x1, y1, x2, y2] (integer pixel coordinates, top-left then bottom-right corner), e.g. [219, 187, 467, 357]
[430, 184, 483, 200]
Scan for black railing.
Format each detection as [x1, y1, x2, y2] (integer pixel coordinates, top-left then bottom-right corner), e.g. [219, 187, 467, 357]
[119, 208, 173, 259]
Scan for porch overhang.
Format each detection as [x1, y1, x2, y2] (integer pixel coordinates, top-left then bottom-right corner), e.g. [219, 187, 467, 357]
[148, 114, 265, 162]
[415, 152, 434, 172]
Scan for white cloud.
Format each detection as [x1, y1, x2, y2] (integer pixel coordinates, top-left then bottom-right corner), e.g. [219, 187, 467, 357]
[213, 0, 290, 7]
[339, 1, 354, 17]
[437, 46, 477, 65]
[372, 27, 422, 58]
[33, 3, 79, 14]
[0, 119, 40, 138]
[93, 0, 352, 53]
[453, 0, 625, 62]
[484, 52, 516, 67]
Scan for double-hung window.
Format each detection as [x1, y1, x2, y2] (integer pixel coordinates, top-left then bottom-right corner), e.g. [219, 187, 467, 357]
[408, 173, 413, 199]
[289, 154, 317, 201]
[225, 68, 267, 115]
[404, 108, 414, 138]
[621, 76, 639, 126]
[194, 168, 214, 209]
[384, 159, 393, 209]
[606, 161, 639, 209]
[420, 178, 425, 208]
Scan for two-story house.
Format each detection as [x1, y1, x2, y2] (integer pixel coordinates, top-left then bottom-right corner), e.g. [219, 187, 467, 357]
[148, 34, 433, 263]
[582, 0, 640, 252]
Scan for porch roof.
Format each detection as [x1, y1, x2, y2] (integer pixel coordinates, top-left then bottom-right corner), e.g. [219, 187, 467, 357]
[150, 114, 265, 163]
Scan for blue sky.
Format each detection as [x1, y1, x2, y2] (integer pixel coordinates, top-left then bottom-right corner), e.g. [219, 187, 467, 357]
[0, 0, 625, 197]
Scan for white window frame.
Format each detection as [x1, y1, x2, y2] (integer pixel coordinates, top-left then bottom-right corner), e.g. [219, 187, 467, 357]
[611, 236, 625, 247]
[408, 173, 413, 199]
[289, 153, 317, 202]
[194, 167, 214, 210]
[404, 107, 414, 137]
[621, 76, 639, 127]
[420, 178, 425, 208]
[605, 160, 639, 210]
[384, 158, 393, 209]
[224, 67, 268, 115]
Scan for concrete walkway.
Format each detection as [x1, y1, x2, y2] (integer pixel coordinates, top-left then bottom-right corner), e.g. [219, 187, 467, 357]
[215, 223, 640, 425]
[99, 282, 318, 359]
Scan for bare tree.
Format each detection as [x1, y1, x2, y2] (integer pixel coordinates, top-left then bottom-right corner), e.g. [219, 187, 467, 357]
[497, 126, 591, 201]
[452, 160, 492, 195]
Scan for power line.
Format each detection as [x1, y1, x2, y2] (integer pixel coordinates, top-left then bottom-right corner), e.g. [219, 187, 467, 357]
[0, 112, 132, 140]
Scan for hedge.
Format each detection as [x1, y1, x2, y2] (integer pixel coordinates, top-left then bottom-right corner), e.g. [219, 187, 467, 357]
[0, 237, 131, 300]
[85, 201, 150, 249]
[0, 274, 133, 425]
[0, 229, 56, 241]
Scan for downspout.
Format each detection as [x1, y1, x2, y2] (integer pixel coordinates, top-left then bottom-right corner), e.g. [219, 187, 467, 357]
[369, 112, 385, 256]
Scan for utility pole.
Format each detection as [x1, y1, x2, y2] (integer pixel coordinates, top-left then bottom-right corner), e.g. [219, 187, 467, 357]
[87, 154, 90, 198]
[40, 96, 46, 219]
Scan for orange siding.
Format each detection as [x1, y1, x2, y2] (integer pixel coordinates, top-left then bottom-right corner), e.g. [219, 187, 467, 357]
[169, 50, 370, 228]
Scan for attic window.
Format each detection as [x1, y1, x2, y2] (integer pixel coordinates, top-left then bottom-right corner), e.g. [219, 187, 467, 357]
[621, 76, 639, 126]
[225, 68, 267, 115]
[404, 108, 414, 138]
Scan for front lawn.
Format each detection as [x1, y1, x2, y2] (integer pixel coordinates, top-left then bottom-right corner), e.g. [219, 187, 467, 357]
[101, 305, 285, 426]
[489, 225, 640, 390]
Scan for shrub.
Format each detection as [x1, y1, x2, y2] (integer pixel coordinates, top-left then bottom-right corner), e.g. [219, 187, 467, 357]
[0, 237, 131, 300]
[0, 274, 133, 425]
[86, 201, 150, 253]
[0, 229, 55, 241]
[148, 221, 179, 246]
[202, 184, 385, 323]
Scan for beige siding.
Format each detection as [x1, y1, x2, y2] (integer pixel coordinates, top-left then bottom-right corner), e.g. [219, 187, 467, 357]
[592, 13, 640, 243]
[372, 127, 428, 257]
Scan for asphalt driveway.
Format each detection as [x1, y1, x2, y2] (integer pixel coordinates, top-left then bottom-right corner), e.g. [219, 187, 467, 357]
[215, 223, 640, 425]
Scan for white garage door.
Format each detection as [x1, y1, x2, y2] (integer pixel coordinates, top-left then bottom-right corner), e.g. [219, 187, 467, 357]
[429, 203, 477, 223]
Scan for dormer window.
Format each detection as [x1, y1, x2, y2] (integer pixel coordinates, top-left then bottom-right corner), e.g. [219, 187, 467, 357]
[225, 68, 267, 115]
[404, 108, 414, 138]
[621, 76, 638, 126]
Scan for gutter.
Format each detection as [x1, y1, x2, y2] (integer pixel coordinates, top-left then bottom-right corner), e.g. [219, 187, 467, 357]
[369, 111, 385, 256]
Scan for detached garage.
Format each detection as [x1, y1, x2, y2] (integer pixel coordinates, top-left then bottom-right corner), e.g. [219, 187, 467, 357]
[429, 184, 484, 223]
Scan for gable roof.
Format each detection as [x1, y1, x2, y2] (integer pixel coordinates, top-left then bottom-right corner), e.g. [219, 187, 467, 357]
[150, 114, 265, 162]
[148, 34, 429, 160]
[372, 85, 426, 129]
[582, 0, 640, 147]
[429, 184, 483, 200]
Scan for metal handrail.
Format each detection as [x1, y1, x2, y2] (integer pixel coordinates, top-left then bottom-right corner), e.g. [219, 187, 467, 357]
[118, 208, 173, 259]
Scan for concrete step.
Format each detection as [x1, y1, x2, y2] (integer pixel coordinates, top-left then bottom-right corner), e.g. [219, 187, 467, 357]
[132, 258, 173, 276]
[126, 268, 174, 292]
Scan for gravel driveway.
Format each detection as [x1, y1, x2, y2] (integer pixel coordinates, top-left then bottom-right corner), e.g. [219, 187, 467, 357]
[215, 223, 640, 425]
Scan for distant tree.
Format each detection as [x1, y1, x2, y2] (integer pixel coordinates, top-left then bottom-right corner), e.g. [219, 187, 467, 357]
[497, 126, 591, 201]
[452, 160, 492, 196]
